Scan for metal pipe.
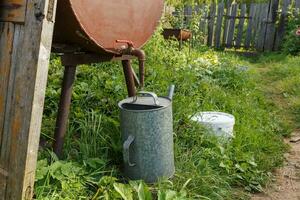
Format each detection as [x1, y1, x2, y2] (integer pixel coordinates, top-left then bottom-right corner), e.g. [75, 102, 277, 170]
[53, 65, 77, 158]
[116, 40, 146, 88]
[122, 60, 136, 97]
[130, 49, 145, 88]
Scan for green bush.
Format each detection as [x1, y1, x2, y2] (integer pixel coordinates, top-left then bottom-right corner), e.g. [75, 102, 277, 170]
[282, 9, 300, 55]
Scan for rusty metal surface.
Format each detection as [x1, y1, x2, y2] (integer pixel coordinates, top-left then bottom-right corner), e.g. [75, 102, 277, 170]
[61, 53, 134, 66]
[53, 65, 77, 158]
[0, 0, 27, 22]
[53, 0, 164, 54]
[122, 60, 136, 97]
[162, 29, 192, 41]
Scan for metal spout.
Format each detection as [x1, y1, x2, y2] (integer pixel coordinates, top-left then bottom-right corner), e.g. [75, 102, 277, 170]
[116, 40, 146, 88]
[167, 85, 175, 100]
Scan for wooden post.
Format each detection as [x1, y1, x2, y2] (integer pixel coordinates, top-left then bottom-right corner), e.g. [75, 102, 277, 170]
[0, 0, 57, 199]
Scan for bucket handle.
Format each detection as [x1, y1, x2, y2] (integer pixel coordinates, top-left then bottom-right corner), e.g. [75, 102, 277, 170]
[132, 91, 160, 106]
[123, 135, 136, 167]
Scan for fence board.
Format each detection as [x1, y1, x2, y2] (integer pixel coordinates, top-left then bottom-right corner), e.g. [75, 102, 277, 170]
[214, 3, 225, 48]
[207, 3, 216, 46]
[223, 0, 232, 45]
[184, 6, 193, 25]
[256, 4, 268, 50]
[274, 0, 291, 50]
[236, 4, 247, 48]
[245, 4, 256, 48]
[264, 0, 279, 51]
[199, 5, 208, 43]
[226, 3, 238, 47]
[253, 4, 263, 47]
[296, 0, 300, 9]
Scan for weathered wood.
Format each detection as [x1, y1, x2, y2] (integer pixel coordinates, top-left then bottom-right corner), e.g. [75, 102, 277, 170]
[274, 0, 291, 50]
[199, 5, 208, 44]
[222, 0, 232, 45]
[214, 2, 224, 48]
[295, 0, 300, 9]
[236, 4, 247, 48]
[245, 4, 256, 49]
[256, 4, 269, 51]
[207, 3, 216, 46]
[0, 0, 27, 23]
[226, 3, 238, 47]
[253, 4, 262, 47]
[0, 22, 15, 198]
[264, 0, 279, 51]
[0, 0, 57, 199]
[184, 5, 193, 25]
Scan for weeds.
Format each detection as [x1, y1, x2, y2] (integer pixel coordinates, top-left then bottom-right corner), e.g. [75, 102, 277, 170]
[36, 30, 291, 199]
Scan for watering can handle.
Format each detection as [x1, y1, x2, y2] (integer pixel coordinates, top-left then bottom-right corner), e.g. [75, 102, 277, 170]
[132, 91, 160, 106]
[123, 135, 136, 167]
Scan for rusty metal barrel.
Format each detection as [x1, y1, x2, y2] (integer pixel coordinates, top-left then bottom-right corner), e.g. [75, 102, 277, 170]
[53, 0, 164, 54]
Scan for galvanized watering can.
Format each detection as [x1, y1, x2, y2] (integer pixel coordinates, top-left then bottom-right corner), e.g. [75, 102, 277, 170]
[118, 86, 175, 183]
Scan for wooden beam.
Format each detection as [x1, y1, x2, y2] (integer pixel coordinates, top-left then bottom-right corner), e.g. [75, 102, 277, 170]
[0, 0, 57, 199]
[0, 0, 27, 23]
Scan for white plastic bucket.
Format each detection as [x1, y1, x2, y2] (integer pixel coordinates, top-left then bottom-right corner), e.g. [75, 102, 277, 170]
[191, 112, 235, 138]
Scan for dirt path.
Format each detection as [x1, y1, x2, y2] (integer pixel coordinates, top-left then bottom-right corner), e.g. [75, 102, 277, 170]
[251, 132, 300, 200]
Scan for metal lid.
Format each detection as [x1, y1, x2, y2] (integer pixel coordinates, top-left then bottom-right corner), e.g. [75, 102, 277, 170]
[191, 112, 235, 125]
[118, 92, 171, 111]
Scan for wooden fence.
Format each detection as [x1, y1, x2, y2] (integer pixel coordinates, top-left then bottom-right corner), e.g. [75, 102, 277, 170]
[183, 0, 300, 51]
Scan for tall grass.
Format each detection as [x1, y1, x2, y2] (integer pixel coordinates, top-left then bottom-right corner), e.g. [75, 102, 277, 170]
[35, 31, 290, 199]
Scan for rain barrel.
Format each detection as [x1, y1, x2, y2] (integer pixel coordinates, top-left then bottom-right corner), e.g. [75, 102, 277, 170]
[53, 0, 164, 54]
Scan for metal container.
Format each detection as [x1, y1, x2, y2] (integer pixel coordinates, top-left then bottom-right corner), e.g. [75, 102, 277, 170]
[53, 0, 164, 54]
[163, 29, 192, 41]
[118, 87, 175, 183]
[191, 112, 235, 139]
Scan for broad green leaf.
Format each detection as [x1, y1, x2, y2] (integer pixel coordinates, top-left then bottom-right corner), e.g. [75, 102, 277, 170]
[113, 183, 133, 200]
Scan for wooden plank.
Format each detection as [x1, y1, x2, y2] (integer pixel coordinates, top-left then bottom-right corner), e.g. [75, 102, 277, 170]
[0, 22, 14, 198]
[214, 2, 224, 48]
[184, 5, 193, 26]
[253, 4, 262, 47]
[296, 0, 300, 9]
[0, 0, 57, 199]
[256, 3, 269, 51]
[222, 1, 232, 46]
[236, 4, 247, 48]
[274, 0, 291, 50]
[226, 3, 238, 47]
[264, 0, 279, 51]
[245, 4, 256, 49]
[199, 5, 208, 43]
[207, 3, 216, 46]
[0, 0, 27, 23]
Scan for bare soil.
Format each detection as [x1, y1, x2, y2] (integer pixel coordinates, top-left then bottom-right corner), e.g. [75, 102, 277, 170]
[251, 132, 300, 200]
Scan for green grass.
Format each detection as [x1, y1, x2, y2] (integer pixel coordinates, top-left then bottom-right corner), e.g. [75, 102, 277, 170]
[35, 31, 298, 199]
